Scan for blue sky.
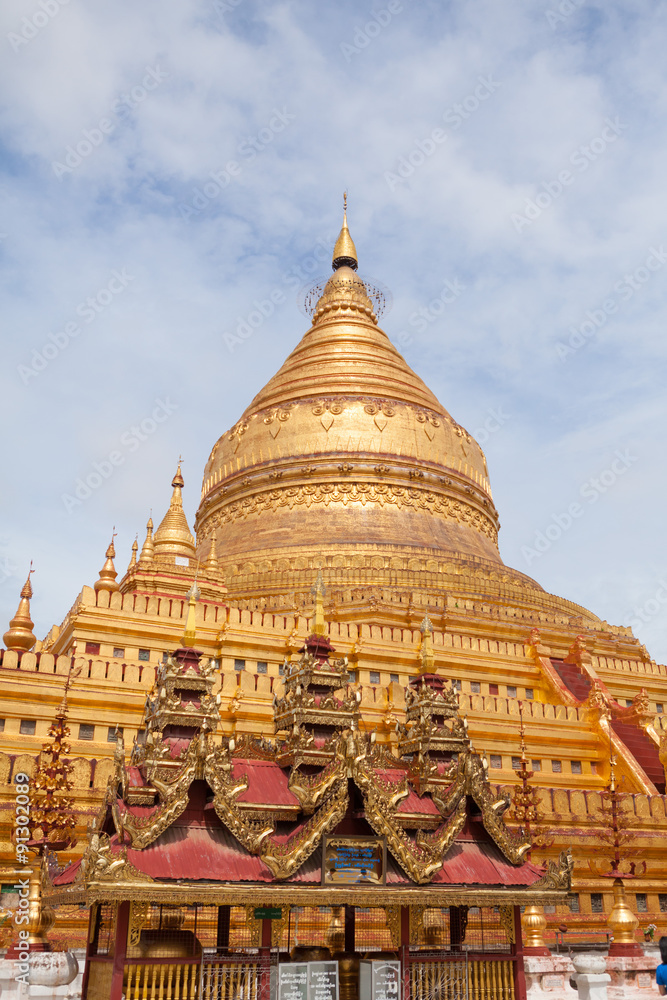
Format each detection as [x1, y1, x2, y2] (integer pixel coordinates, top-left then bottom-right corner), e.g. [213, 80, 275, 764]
[2, 0, 667, 662]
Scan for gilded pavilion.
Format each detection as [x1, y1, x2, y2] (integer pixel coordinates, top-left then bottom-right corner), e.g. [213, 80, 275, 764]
[2, 207, 667, 987]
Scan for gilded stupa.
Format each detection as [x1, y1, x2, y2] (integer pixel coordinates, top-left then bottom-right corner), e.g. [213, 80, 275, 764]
[1, 203, 666, 962]
[196, 205, 583, 622]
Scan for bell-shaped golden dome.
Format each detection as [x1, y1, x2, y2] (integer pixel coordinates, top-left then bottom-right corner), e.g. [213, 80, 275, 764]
[195, 211, 536, 600]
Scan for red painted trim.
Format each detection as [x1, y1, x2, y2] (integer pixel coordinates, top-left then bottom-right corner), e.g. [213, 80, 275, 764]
[261, 919, 272, 948]
[110, 902, 130, 1000]
[80, 909, 96, 1000]
[608, 943, 643, 957]
[512, 906, 528, 1000]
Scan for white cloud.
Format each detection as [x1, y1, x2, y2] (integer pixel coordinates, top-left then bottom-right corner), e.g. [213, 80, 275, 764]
[1, 0, 667, 663]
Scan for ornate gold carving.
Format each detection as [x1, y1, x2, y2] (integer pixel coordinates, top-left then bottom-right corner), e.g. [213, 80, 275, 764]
[204, 481, 497, 540]
[312, 401, 345, 416]
[499, 905, 515, 944]
[272, 906, 290, 947]
[583, 679, 613, 722]
[81, 832, 151, 885]
[354, 755, 467, 885]
[531, 850, 574, 891]
[385, 905, 400, 949]
[129, 901, 149, 947]
[614, 687, 652, 726]
[410, 905, 425, 944]
[288, 758, 346, 814]
[260, 781, 348, 879]
[660, 729, 667, 782]
[244, 905, 262, 947]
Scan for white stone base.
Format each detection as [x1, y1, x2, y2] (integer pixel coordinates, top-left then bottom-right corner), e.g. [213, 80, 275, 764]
[524, 947, 662, 1000]
[525, 954, 578, 1000]
[606, 951, 661, 1000]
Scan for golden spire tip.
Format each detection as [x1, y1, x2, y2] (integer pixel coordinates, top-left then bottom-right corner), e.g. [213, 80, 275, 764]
[332, 194, 358, 272]
[172, 460, 185, 489]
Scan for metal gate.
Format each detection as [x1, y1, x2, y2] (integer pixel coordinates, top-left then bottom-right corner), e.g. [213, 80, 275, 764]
[409, 957, 515, 1000]
[410, 957, 468, 1000]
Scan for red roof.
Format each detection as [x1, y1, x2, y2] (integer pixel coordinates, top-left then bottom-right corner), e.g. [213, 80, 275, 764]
[233, 760, 300, 808]
[55, 810, 541, 888]
[52, 858, 82, 886]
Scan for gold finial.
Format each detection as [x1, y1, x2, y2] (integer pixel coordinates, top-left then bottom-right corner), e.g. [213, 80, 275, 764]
[418, 614, 435, 674]
[172, 458, 185, 490]
[139, 516, 155, 566]
[127, 536, 138, 571]
[94, 530, 120, 593]
[4, 565, 37, 652]
[311, 569, 326, 636]
[332, 193, 358, 271]
[181, 573, 201, 647]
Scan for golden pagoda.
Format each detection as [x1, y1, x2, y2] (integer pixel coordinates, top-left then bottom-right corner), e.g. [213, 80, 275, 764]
[2, 204, 666, 973]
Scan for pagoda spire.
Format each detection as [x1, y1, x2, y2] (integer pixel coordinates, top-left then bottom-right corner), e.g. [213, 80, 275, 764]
[138, 516, 155, 566]
[332, 191, 358, 271]
[3, 566, 36, 652]
[127, 536, 138, 571]
[94, 532, 120, 593]
[153, 461, 196, 560]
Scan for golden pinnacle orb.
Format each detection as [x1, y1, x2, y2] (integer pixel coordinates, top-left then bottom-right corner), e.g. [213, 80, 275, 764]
[3, 566, 36, 652]
[94, 531, 120, 593]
